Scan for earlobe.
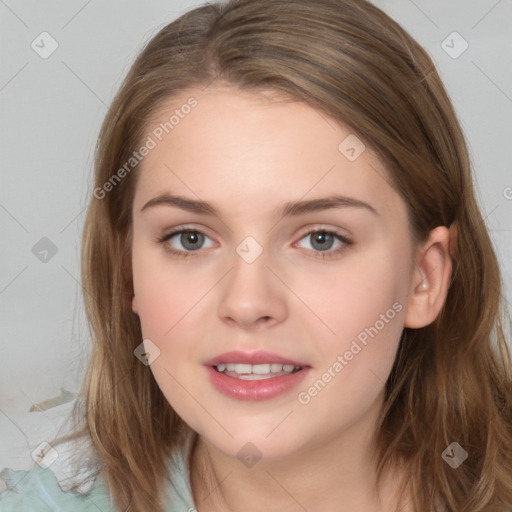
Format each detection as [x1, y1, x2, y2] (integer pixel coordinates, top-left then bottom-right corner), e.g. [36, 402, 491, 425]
[132, 295, 139, 315]
[404, 226, 453, 329]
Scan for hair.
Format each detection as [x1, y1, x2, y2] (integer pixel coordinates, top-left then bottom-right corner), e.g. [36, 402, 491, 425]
[50, 0, 512, 511]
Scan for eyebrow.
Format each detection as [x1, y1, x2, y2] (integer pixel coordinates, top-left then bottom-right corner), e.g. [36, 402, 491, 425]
[140, 192, 379, 218]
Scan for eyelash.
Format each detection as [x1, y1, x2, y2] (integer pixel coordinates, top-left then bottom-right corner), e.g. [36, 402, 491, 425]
[156, 226, 353, 260]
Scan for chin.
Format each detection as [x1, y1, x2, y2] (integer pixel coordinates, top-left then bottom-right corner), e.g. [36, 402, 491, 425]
[200, 424, 308, 463]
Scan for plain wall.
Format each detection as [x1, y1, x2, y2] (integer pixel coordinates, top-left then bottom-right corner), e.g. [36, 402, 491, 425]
[1, 0, 511, 470]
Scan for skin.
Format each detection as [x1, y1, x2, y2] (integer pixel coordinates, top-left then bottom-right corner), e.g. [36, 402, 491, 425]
[130, 84, 452, 511]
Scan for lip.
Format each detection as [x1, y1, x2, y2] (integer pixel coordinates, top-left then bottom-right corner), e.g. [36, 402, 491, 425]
[204, 350, 311, 401]
[206, 365, 311, 401]
[204, 350, 308, 367]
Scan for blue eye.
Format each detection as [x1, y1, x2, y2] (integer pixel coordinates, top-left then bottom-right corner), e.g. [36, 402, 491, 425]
[157, 227, 352, 259]
[157, 229, 215, 257]
[295, 229, 352, 259]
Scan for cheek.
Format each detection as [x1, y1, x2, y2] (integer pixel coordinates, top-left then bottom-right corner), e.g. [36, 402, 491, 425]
[294, 250, 407, 411]
[131, 242, 203, 338]
[296, 249, 406, 347]
[131, 245, 209, 425]
[133, 270, 175, 339]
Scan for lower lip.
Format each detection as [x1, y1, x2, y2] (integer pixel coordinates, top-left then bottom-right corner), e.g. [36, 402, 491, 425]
[206, 366, 310, 401]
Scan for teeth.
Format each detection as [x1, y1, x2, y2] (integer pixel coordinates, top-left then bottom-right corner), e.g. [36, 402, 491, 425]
[252, 364, 270, 374]
[233, 363, 251, 373]
[215, 363, 301, 374]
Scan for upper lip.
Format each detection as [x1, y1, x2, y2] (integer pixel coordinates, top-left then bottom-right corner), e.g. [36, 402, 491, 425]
[205, 350, 309, 367]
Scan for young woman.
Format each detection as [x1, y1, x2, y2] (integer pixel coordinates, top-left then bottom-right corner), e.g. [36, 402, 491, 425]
[1, 0, 511, 511]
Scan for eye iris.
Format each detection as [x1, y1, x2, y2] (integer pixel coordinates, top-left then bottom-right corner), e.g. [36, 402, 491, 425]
[181, 231, 203, 250]
[311, 232, 334, 251]
[172, 231, 338, 252]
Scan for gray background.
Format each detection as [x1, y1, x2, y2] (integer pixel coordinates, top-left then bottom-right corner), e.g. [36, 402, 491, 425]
[1, 0, 511, 472]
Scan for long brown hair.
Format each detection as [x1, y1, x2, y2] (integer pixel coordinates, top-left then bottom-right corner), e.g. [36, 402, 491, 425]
[53, 0, 512, 510]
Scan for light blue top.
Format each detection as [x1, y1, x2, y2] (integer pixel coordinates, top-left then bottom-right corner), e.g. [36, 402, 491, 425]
[0, 434, 197, 511]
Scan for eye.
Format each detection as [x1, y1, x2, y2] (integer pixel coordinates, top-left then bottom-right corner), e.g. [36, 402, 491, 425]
[157, 226, 352, 260]
[157, 228, 215, 257]
[294, 229, 352, 259]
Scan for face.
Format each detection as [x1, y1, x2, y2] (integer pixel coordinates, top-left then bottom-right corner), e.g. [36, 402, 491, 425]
[130, 84, 417, 460]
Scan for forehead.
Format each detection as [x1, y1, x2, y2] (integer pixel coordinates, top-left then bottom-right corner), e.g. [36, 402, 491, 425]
[133, 85, 404, 223]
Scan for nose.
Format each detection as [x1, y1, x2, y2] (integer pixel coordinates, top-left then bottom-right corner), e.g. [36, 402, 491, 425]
[217, 247, 288, 330]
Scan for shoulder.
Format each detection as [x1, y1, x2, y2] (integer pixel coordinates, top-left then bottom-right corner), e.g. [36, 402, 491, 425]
[0, 465, 116, 511]
[0, 430, 199, 512]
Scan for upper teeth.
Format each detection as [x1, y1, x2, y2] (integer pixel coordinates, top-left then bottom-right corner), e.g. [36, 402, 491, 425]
[216, 363, 299, 374]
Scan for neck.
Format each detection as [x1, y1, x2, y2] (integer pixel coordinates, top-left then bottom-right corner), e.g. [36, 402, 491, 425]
[189, 393, 411, 512]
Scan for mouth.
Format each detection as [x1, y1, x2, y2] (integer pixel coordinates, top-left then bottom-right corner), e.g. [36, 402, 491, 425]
[213, 362, 303, 380]
[204, 350, 310, 400]
[205, 353, 310, 400]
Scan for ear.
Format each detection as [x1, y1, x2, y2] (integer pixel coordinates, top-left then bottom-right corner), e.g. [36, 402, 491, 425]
[132, 295, 139, 315]
[122, 246, 138, 315]
[404, 226, 453, 328]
